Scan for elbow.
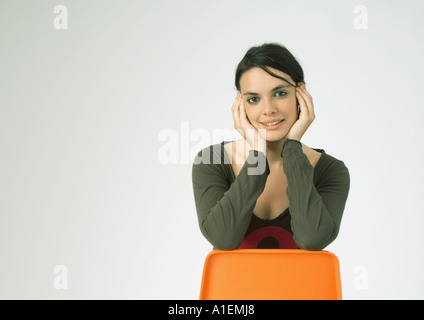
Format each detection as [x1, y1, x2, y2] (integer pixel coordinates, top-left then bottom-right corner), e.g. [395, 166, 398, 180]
[201, 228, 241, 251]
[294, 230, 338, 251]
[200, 215, 247, 250]
[293, 218, 340, 251]
[210, 234, 242, 250]
[214, 243, 239, 251]
[297, 241, 327, 251]
[208, 237, 241, 251]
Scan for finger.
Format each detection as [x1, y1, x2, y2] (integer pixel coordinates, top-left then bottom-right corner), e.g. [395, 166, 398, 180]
[296, 86, 313, 112]
[296, 84, 313, 104]
[297, 89, 316, 121]
[295, 89, 309, 115]
[232, 92, 242, 115]
[239, 98, 252, 126]
[232, 94, 242, 128]
[231, 92, 241, 112]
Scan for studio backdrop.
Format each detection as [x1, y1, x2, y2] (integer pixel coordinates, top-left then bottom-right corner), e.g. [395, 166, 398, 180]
[1, 0, 424, 299]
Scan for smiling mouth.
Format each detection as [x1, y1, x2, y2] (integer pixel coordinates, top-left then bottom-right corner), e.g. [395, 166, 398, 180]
[259, 119, 284, 131]
[263, 120, 283, 126]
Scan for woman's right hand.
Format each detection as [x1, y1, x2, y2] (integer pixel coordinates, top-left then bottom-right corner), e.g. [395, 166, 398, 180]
[232, 92, 267, 154]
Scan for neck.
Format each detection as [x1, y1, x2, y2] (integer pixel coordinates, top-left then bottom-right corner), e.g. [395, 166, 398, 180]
[265, 138, 286, 168]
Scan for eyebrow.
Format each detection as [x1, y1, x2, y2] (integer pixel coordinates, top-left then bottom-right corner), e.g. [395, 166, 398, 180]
[242, 84, 291, 96]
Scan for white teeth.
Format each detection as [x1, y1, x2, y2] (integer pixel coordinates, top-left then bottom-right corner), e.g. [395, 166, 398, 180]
[265, 120, 282, 126]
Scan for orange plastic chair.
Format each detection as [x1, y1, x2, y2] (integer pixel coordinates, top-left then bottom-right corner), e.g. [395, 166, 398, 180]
[199, 249, 342, 300]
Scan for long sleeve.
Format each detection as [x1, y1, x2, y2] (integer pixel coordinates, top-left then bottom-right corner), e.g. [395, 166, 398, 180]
[282, 139, 350, 250]
[192, 145, 270, 250]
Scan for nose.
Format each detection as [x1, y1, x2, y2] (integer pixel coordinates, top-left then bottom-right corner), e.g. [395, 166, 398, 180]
[262, 98, 277, 115]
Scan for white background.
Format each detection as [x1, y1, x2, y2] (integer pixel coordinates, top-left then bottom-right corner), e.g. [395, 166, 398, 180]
[1, 0, 424, 299]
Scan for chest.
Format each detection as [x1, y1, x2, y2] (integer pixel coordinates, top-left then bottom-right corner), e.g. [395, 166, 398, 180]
[224, 143, 289, 220]
[224, 140, 323, 220]
[253, 171, 290, 220]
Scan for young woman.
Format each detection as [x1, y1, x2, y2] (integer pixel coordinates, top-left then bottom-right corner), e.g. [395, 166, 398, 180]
[192, 43, 350, 250]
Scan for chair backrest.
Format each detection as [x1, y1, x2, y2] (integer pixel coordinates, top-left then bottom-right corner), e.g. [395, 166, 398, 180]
[199, 249, 342, 300]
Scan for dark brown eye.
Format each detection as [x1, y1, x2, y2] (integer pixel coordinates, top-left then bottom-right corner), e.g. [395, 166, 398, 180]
[247, 97, 259, 104]
[275, 91, 287, 97]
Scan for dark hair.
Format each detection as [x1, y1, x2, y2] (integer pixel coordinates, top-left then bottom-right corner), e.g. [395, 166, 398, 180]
[235, 43, 304, 90]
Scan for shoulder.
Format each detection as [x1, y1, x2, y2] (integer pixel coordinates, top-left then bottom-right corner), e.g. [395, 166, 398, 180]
[308, 145, 350, 188]
[223, 139, 248, 166]
[192, 141, 233, 185]
[302, 142, 348, 169]
[301, 143, 323, 168]
[193, 142, 226, 165]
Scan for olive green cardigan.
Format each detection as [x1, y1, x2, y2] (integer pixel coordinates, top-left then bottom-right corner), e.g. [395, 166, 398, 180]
[192, 139, 350, 250]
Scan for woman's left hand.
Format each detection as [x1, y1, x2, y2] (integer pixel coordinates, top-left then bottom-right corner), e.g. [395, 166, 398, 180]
[286, 82, 315, 141]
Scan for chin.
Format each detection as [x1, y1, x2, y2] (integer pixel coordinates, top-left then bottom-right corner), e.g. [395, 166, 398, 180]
[265, 136, 286, 143]
[258, 130, 287, 143]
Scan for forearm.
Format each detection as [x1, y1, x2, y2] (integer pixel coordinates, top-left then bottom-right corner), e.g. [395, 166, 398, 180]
[197, 150, 270, 249]
[282, 139, 338, 250]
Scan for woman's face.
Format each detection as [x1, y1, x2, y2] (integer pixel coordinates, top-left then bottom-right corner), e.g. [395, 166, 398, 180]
[239, 67, 298, 142]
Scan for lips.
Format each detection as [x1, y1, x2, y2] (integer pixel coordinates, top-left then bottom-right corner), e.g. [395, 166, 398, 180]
[260, 119, 284, 130]
[261, 119, 284, 126]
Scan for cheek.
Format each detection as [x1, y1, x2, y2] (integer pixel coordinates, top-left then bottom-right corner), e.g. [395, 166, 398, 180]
[245, 107, 258, 122]
[278, 96, 297, 113]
